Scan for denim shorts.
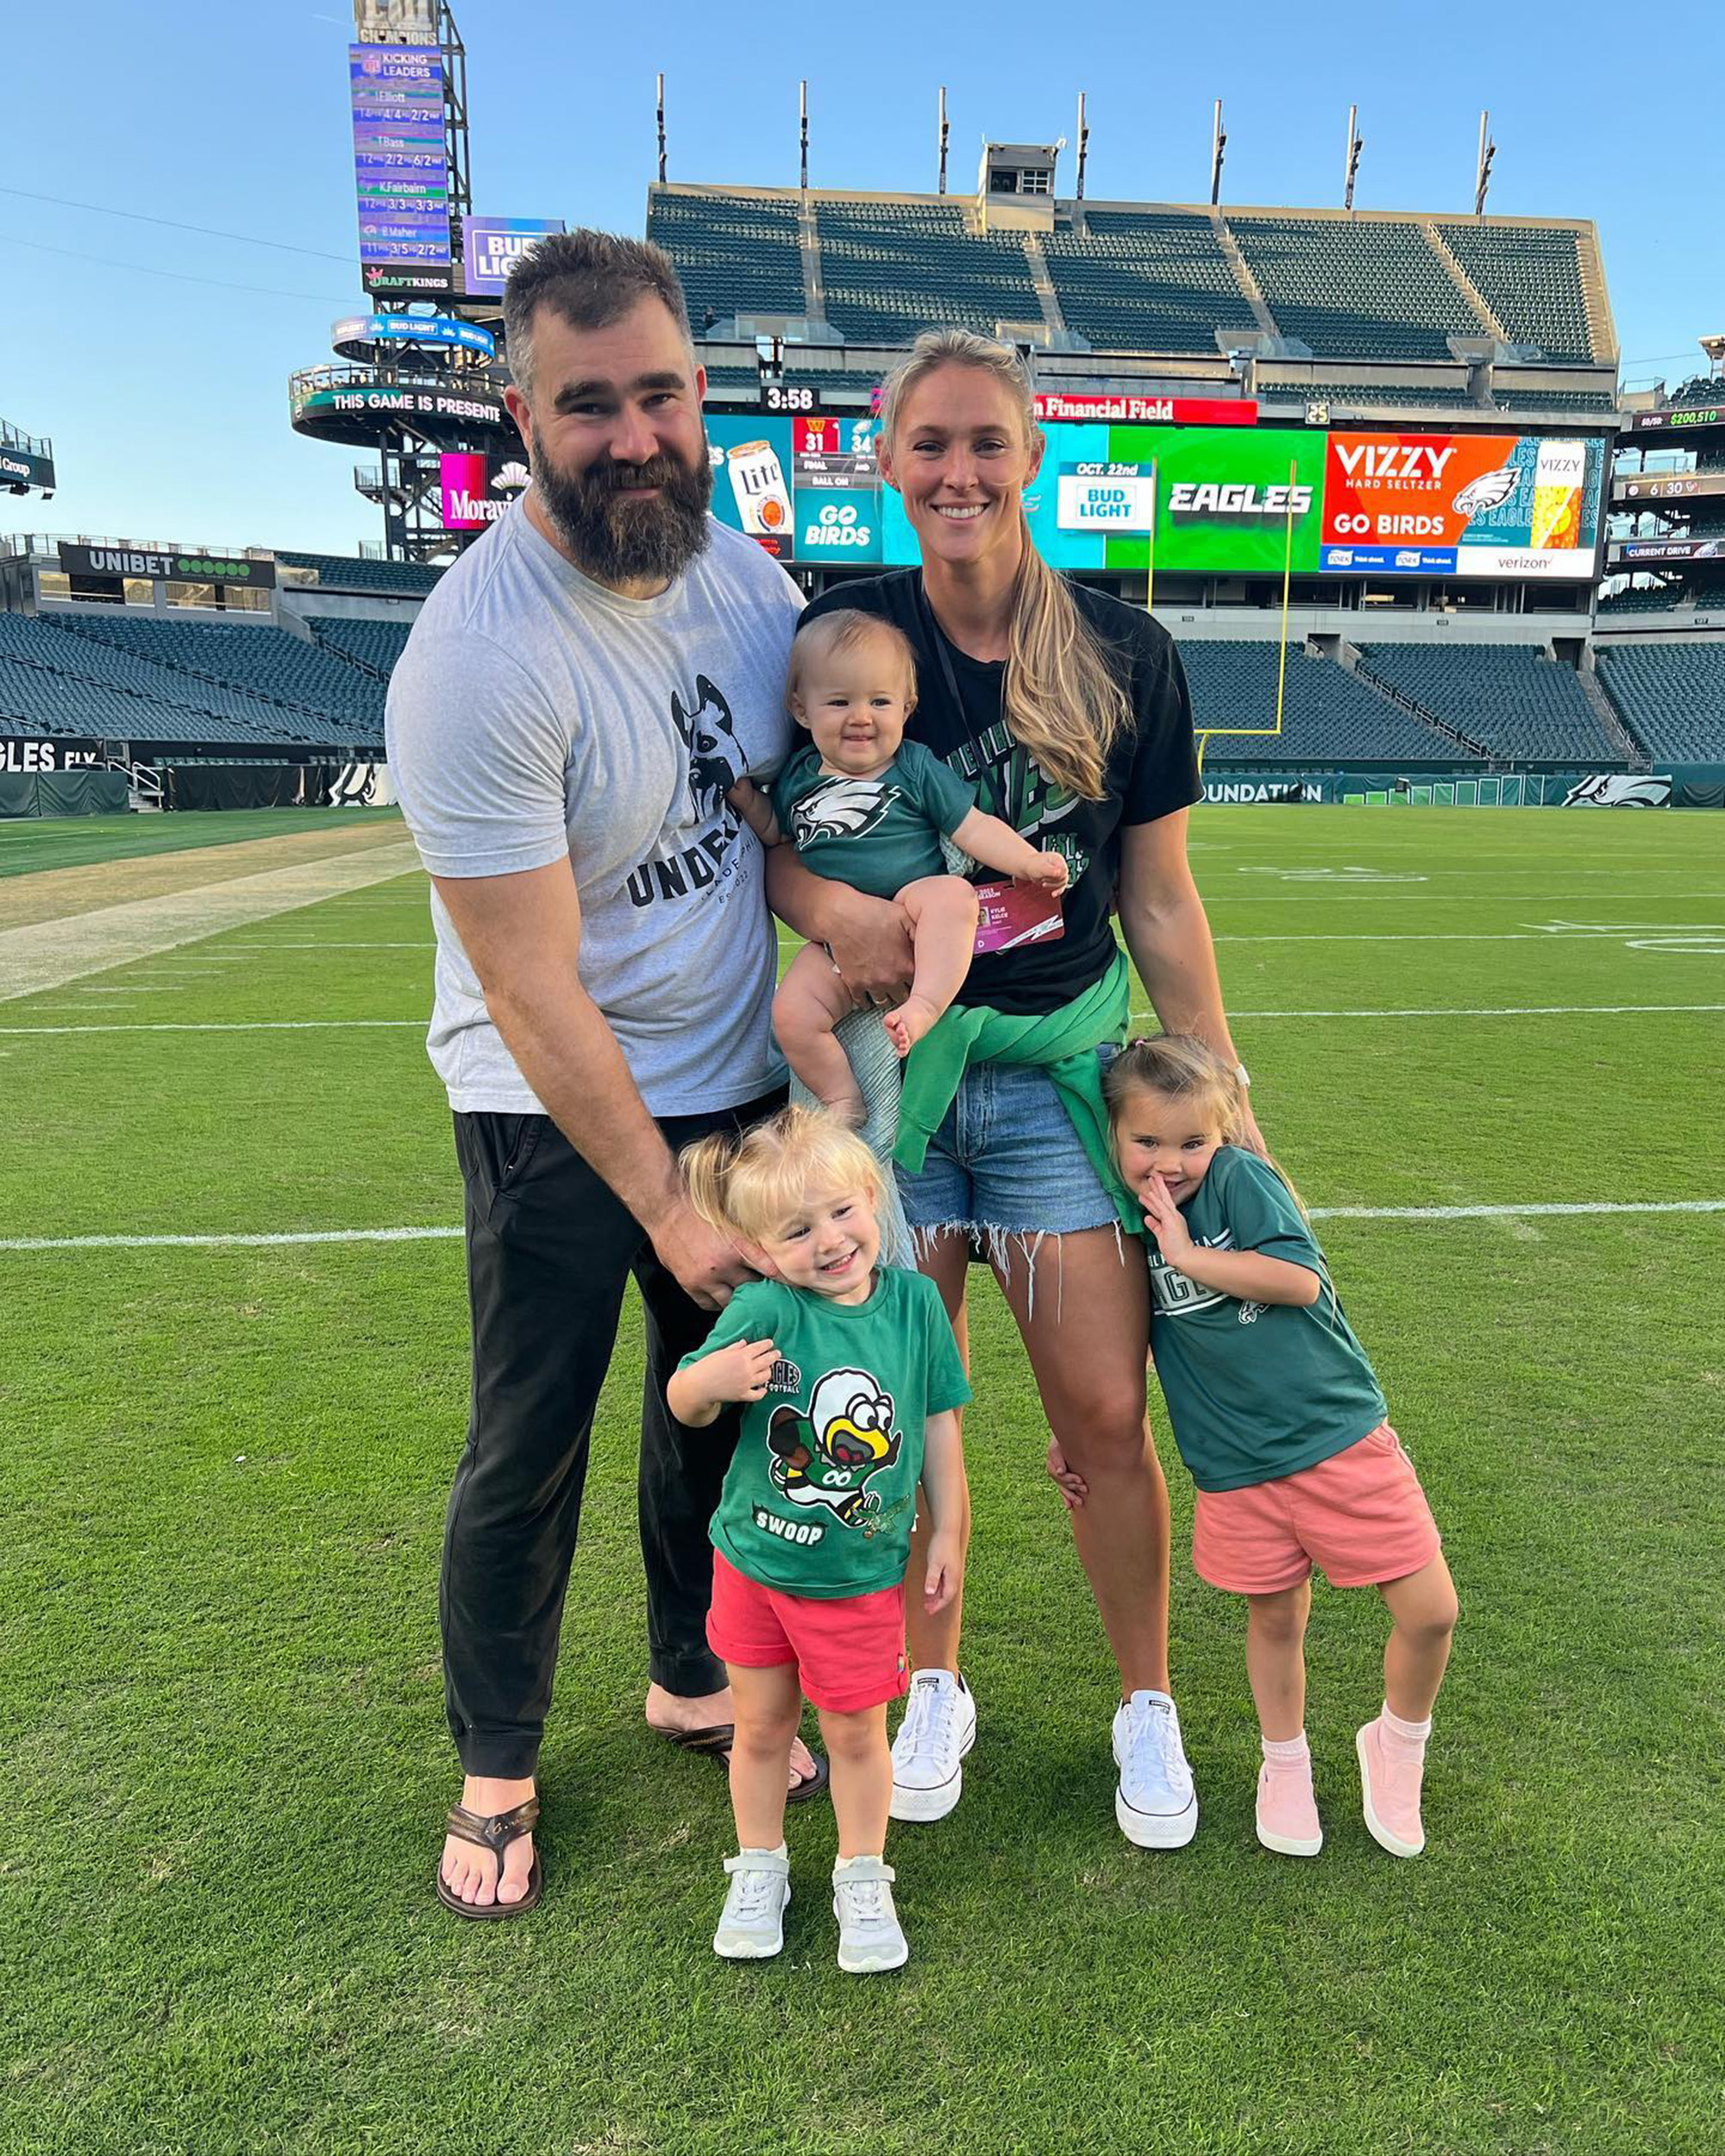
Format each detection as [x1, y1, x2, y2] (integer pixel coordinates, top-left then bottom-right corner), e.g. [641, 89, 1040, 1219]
[895, 1050, 1120, 1238]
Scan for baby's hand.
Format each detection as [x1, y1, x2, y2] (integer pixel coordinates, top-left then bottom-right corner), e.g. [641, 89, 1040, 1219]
[1023, 851, 1069, 893]
[1138, 1177, 1195, 1264]
[698, 1336, 778, 1407]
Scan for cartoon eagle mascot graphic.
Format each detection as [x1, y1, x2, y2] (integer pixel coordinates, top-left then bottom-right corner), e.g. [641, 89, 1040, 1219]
[766, 1367, 901, 1526]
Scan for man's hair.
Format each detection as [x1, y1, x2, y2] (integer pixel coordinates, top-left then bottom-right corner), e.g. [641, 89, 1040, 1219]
[502, 229, 693, 398]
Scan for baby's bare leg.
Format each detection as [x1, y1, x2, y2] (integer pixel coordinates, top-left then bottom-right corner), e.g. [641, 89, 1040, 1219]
[775, 943, 867, 1125]
[882, 876, 980, 1057]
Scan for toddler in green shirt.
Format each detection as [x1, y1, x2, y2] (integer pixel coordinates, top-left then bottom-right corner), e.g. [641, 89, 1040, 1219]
[729, 609, 1068, 1125]
[668, 1106, 969, 1973]
[1054, 1036, 1459, 1865]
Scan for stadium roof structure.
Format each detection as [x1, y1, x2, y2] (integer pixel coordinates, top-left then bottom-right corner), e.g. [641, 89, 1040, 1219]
[649, 182, 1619, 421]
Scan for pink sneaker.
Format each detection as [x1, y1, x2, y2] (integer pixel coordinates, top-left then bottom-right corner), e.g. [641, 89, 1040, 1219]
[1356, 1719, 1427, 1857]
[1255, 1757, 1323, 1858]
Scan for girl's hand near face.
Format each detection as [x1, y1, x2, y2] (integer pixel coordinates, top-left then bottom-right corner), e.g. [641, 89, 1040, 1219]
[1139, 1176, 1196, 1267]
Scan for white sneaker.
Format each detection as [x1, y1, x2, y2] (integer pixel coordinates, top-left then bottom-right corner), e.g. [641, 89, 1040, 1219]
[831, 1855, 908, 1973]
[1112, 1689, 1198, 1849]
[889, 1669, 975, 1822]
[712, 1847, 790, 1960]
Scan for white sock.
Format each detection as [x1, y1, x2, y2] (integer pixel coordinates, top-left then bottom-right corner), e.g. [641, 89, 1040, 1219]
[737, 1841, 787, 1860]
[1262, 1731, 1310, 1766]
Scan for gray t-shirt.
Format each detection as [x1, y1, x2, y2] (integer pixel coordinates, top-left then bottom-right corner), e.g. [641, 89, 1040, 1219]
[386, 498, 802, 1115]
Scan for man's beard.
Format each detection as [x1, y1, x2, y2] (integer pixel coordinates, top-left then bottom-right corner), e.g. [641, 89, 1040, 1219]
[530, 441, 713, 586]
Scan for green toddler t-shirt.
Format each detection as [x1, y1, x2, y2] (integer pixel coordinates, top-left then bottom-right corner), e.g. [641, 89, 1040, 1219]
[1145, 1146, 1388, 1493]
[679, 1269, 971, 1597]
[770, 736, 978, 900]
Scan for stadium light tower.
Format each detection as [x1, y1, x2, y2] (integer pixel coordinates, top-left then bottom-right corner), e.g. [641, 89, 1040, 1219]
[1344, 106, 1363, 211]
[1211, 99, 1226, 205]
[800, 79, 809, 193]
[1076, 91, 1089, 200]
[938, 86, 950, 195]
[656, 72, 667, 183]
[1474, 110, 1496, 217]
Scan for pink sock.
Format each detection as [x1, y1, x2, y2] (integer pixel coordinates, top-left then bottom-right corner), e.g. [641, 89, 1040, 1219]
[1262, 1732, 1310, 1766]
[1379, 1705, 1431, 1763]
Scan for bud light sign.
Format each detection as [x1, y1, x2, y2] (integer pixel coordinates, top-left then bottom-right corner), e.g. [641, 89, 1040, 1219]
[1057, 465, 1158, 531]
[461, 217, 566, 296]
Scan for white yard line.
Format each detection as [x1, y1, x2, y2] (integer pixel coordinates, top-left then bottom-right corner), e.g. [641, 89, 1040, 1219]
[5, 1198, 1721, 1253]
[1136, 1003, 1725, 1021]
[0, 1019, 425, 1036]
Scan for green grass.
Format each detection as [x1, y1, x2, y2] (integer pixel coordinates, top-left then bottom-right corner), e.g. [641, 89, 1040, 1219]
[0, 807, 402, 878]
[4, 806, 1723, 2154]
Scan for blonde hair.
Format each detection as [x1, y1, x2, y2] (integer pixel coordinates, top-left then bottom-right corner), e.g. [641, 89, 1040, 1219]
[877, 328, 1132, 800]
[681, 1105, 888, 1245]
[786, 609, 918, 714]
[1104, 1034, 1306, 1214]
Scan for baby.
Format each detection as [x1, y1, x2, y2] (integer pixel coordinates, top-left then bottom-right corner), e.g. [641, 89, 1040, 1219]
[731, 609, 1067, 1126]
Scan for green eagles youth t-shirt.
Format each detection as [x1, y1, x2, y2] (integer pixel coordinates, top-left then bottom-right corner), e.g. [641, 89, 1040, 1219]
[770, 736, 979, 901]
[1145, 1146, 1388, 1494]
[680, 1268, 972, 1598]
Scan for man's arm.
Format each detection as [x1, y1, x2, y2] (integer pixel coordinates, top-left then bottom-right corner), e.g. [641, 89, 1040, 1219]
[1117, 812, 1264, 1150]
[433, 857, 756, 1310]
[762, 844, 914, 1005]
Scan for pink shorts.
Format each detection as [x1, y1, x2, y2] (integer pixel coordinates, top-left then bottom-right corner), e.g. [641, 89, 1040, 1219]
[1192, 1423, 1441, 1596]
[706, 1548, 910, 1714]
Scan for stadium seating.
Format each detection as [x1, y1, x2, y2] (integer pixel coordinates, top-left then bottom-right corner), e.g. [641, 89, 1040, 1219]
[1259, 379, 1481, 411]
[1175, 640, 1465, 761]
[647, 190, 806, 324]
[1597, 586, 1688, 614]
[1433, 222, 1596, 362]
[816, 201, 1041, 344]
[1358, 642, 1617, 761]
[1491, 387, 1618, 413]
[1665, 374, 1720, 409]
[54, 616, 383, 734]
[1226, 216, 1477, 360]
[0, 614, 367, 747]
[305, 616, 415, 677]
[1596, 642, 1725, 761]
[1043, 212, 1258, 354]
[276, 551, 440, 596]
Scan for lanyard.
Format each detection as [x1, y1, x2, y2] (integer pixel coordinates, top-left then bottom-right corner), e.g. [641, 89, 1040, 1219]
[913, 573, 1005, 780]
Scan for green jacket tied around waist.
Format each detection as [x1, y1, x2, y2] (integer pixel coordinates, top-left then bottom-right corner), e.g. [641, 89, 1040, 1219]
[893, 950, 1140, 1234]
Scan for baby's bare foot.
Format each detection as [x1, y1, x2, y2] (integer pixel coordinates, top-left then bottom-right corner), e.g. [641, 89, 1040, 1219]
[882, 994, 942, 1058]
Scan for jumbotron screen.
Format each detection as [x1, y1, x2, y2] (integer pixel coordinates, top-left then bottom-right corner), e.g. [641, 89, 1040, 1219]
[704, 416, 1608, 580]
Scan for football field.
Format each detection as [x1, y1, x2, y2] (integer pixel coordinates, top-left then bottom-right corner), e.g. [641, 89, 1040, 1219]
[4, 805, 1722, 2154]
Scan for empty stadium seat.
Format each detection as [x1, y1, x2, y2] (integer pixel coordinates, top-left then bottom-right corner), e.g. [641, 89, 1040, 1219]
[1596, 642, 1725, 761]
[1358, 642, 1616, 761]
[306, 616, 414, 677]
[54, 616, 382, 736]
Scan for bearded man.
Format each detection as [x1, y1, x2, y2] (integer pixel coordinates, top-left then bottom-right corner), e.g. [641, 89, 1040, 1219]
[386, 230, 821, 1916]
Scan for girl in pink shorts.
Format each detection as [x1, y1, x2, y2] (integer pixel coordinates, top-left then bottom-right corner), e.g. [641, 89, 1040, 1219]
[667, 1108, 969, 1971]
[1071, 1036, 1458, 1860]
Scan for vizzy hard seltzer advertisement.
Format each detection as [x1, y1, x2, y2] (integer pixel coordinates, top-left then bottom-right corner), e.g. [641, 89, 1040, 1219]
[1320, 432, 1601, 579]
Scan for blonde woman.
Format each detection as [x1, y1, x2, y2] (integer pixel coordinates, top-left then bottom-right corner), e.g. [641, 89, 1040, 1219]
[764, 329, 1262, 1847]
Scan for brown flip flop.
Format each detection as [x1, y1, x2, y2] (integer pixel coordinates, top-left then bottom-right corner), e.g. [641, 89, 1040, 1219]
[435, 1796, 543, 1918]
[662, 1723, 831, 1804]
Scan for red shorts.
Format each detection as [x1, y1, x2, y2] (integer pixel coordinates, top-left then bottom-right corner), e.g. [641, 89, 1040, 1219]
[1192, 1423, 1441, 1596]
[706, 1548, 910, 1714]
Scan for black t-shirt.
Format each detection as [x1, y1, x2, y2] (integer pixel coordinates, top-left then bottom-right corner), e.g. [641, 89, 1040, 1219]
[800, 570, 1200, 1017]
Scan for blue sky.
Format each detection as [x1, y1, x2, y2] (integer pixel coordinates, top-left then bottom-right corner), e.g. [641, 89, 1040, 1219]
[4, 0, 1721, 555]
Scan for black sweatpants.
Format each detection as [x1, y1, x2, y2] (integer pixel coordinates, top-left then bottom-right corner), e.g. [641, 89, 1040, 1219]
[443, 1091, 783, 1778]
